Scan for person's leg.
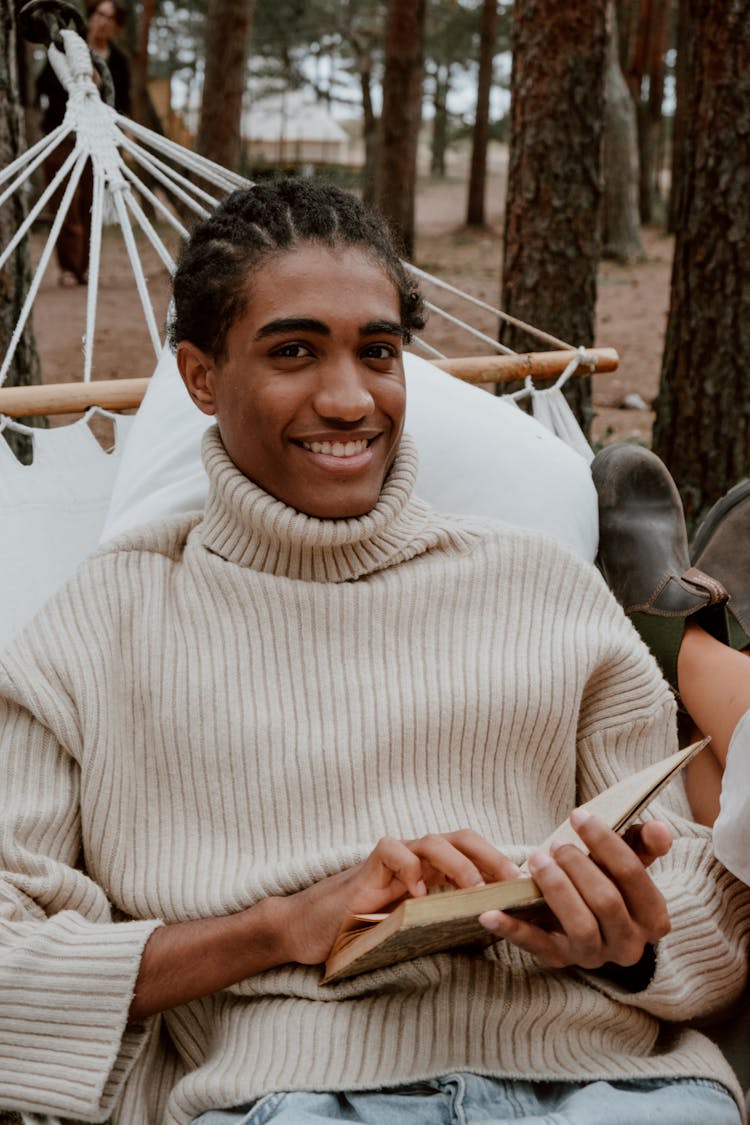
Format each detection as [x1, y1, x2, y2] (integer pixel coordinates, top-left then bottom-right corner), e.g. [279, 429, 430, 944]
[530, 1077, 740, 1125]
[683, 728, 725, 827]
[43, 138, 81, 284]
[445, 1073, 740, 1124]
[678, 622, 750, 770]
[192, 1084, 451, 1124]
[193, 1076, 741, 1125]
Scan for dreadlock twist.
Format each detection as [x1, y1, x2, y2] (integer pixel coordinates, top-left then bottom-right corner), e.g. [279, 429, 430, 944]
[169, 179, 425, 361]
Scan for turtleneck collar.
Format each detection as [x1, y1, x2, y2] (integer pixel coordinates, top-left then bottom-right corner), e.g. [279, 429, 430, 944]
[198, 427, 440, 582]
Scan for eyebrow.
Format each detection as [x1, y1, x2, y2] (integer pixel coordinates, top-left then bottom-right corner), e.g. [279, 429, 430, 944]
[254, 317, 406, 341]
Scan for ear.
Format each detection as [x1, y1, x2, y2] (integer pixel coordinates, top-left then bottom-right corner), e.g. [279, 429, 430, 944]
[177, 341, 218, 416]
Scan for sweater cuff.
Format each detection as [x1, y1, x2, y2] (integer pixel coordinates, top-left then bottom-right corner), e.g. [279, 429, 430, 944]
[0, 910, 162, 1120]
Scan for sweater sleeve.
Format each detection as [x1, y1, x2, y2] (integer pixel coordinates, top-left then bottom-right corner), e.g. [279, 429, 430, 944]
[573, 588, 750, 1024]
[0, 651, 162, 1122]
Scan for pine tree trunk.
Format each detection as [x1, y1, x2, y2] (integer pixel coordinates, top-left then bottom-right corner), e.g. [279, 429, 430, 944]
[466, 0, 498, 227]
[359, 66, 378, 205]
[343, 12, 379, 205]
[641, 0, 669, 223]
[667, 0, 691, 233]
[130, 0, 154, 125]
[430, 67, 449, 178]
[0, 0, 43, 464]
[374, 0, 426, 258]
[602, 0, 643, 261]
[623, 0, 669, 224]
[196, 0, 255, 171]
[652, 0, 750, 527]
[500, 0, 608, 433]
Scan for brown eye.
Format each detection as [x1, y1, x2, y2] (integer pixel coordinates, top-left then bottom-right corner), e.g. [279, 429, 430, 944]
[361, 344, 398, 360]
[270, 343, 311, 359]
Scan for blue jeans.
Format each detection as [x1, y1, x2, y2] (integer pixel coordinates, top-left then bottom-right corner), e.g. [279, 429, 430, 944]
[193, 1072, 739, 1124]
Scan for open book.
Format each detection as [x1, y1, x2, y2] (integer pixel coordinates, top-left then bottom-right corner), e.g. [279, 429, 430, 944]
[322, 738, 709, 984]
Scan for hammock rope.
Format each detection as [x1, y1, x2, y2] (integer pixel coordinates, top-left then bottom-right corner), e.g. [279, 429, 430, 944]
[1, 14, 606, 461]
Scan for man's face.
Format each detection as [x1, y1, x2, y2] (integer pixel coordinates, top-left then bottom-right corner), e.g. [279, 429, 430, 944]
[178, 244, 407, 519]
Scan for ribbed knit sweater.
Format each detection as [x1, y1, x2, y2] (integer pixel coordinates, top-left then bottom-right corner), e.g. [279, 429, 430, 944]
[0, 430, 749, 1124]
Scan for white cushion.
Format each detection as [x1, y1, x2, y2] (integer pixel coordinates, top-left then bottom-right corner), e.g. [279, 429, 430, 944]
[0, 413, 134, 651]
[100, 347, 598, 561]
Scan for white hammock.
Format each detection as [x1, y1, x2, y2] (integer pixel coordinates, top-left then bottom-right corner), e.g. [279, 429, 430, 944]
[0, 26, 600, 458]
[0, 24, 748, 1105]
[0, 23, 603, 651]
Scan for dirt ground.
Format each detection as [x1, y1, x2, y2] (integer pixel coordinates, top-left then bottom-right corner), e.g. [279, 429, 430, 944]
[28, 142, 670, 448]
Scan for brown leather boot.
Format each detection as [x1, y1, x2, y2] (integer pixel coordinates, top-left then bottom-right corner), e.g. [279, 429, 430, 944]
[591, 444, 728, 689]
[691, 479, 750, 651]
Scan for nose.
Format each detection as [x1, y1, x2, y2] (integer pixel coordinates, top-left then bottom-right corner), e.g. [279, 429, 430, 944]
[312, 358, 375, 423]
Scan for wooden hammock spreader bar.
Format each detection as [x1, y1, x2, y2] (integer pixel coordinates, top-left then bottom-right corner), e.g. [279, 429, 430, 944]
[0, 348, 619, 418]
[0, 377, 151, 418]
[433, 347, 619, 386]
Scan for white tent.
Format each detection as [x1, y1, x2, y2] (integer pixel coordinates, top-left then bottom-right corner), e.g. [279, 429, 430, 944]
[180, 85, 352, 168]
[242, 87, 351, 166]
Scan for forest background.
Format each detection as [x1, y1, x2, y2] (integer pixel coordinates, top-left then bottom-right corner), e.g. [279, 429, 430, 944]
[1, 0, 749, 525]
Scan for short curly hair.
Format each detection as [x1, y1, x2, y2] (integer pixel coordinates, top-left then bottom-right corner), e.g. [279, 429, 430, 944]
[168, 179, 425, 362]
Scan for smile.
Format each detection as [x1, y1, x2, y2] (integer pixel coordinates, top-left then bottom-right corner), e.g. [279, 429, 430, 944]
[300, 439, 371, 458]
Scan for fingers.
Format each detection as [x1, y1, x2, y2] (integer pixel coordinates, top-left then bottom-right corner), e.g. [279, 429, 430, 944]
[566, 812, 671, 940]
[367, 830, 521, 902]
[364, 836, 430, 899]
[479, 908, 576, 969]
[431, 829, 523, 884]
[479, 813, 671, 970]
[480, 848, 618, 969]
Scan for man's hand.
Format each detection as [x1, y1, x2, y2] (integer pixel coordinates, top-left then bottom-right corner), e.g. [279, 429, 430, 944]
[130, 830, 521, 1021]
[478, 810, 672, 971]
[279, 829, 522, 967]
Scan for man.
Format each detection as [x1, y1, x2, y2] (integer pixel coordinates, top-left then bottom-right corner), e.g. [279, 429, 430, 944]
[0, 181, 747, 1124]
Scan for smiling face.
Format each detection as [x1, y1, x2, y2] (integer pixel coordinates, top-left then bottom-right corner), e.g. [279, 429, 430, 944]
[177, 243, 407, 519]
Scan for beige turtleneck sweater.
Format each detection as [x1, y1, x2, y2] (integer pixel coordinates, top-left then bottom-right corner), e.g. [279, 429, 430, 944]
[0, 430, 748, 1124]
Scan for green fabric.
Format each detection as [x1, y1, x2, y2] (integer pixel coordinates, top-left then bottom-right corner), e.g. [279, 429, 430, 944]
[727, 611, 750, 652]
[629, 604, 743, 691]
[629, 611, 685, 693]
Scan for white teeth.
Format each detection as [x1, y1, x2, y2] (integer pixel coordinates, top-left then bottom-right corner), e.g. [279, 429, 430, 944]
[301, 439, 368, 458]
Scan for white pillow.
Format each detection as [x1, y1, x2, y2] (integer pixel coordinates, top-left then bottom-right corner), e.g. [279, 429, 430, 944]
[101, 347, 598, 561]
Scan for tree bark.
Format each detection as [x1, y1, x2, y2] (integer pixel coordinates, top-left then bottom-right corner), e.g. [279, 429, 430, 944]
[430, 65, 450, 177]
[623, 0, 670, 224]
[601, 0, 643, 261]
[667, 0, 691, 233]
[196, 0, 256, 171]
[466, 0, 498, 227]
[652, 0, 750, 527]
[374, 0, 426, 258]
[346, 21, 378, 206]
[641, 0, 669, 222]
[500, 0, 608, 433]
[129, 0, 155, 125]
[359, 63, 378, 205]
[0, 0, 42, 463]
